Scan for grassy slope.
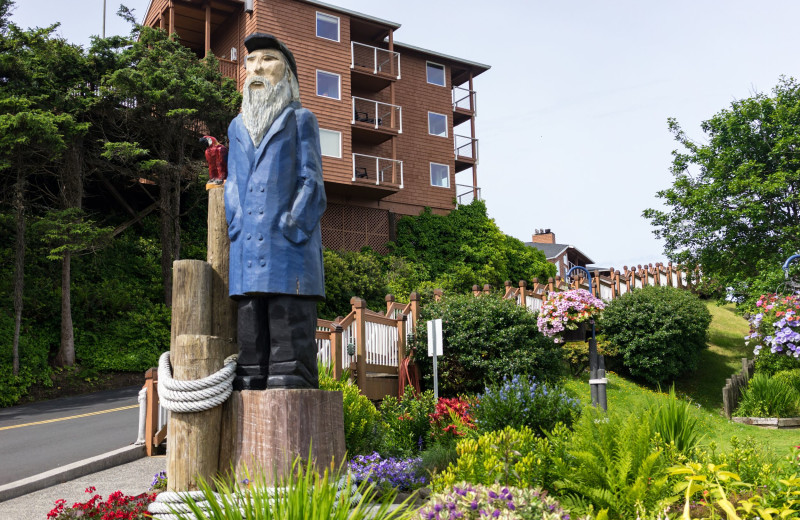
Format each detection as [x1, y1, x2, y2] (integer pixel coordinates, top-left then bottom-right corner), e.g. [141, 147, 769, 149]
[563, 302, 799, 456]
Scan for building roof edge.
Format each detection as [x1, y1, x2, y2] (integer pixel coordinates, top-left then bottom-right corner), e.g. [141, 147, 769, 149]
[301, 0, 402, 29]
[393, 40, 491, 72]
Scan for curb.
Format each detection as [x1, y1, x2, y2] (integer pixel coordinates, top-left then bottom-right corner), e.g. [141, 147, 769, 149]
[0, 444, 146, 503]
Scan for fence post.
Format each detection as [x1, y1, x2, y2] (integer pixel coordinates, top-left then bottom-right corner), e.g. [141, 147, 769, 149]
[433, 288, 443, 302]
[548, 277, 555, 294]
[351, 297, 367, 392]
[518, 280, 527, 308]
[483, 284, 492, 295]
[385, 293, 395, 316]
[144, 367, 158, 456]
[472, 285, 481, 297]
[504, 280, 513, 299]
[409, 292, 421, 328]
[397, 314, 407, 367]
[331, 322, 343, 380]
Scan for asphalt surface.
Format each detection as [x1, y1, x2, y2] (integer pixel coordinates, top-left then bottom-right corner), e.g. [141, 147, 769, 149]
[0, 386, 141, 486]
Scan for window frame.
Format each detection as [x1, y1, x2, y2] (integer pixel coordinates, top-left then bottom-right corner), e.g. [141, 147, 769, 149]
[429, 162, 450, 188]
[427, 111, 448, 138]
[315, 70, 341, 100]
[426, 61, 446, 87]
[315, 11, 340, 42]
[319, 128, 342, 159]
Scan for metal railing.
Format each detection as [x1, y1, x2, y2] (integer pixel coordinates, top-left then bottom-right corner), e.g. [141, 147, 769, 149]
[453, 86, 476, 113]
[352, 97, 402, 133]
[456, 183, 481, 205]
[455, 134, 479, 162]
[351, 42, 401, 79]
[352, 153, 404, 187]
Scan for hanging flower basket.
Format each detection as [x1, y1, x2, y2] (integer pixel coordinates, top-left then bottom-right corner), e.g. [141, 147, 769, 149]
[537, 289, 605, 344]
[562, 322, 587, 343]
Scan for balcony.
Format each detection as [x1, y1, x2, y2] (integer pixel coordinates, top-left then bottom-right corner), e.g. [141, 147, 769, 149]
[351, 97, 402, 145]
[328, 153, 402, 199]
[351, 42, 400, 91]
[454, 134, 479, 172]
[456, 184, 482, 205]
[453, 86, 476, 126]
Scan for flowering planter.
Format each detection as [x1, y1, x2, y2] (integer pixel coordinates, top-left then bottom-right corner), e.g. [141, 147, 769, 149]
[562, 322, 587, 343]
[731, 416, 800, 429]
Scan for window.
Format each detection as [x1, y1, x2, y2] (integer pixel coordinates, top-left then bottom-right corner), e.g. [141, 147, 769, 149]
[426, 62, 445, 86]
[430, 162, 450, 188]
[319, 129, 341, 158]
[316, 12, 339, 42]
[428, 112, 447, 137]
[316, 70, 340, 100]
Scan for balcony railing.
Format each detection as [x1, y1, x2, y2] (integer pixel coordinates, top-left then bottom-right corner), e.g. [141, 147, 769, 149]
[217, 57, 238, 80]
[351, 42, 401, 79]
[351, 97, 402, 133]
[453, 86, 476, 113]
[455, 134, 479, 162]
[352, 153, 404, 187]
[456, 184, 482, 205]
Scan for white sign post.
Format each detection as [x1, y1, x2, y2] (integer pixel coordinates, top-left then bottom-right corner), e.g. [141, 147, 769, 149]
[427, 318, 443, 399]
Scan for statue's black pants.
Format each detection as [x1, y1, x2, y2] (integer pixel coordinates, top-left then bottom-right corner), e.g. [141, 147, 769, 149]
[234, 295, 319, 390]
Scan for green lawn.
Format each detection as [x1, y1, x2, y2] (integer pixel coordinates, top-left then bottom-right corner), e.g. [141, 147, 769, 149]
[563, 302, 799, 457]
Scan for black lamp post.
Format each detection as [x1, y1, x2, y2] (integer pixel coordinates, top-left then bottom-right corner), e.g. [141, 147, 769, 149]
[566, 266, 607, 410]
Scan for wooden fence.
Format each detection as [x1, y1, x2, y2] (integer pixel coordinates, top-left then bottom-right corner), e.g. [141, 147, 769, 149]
[723, 358, 755, 419]
[502, 262, 697, 308]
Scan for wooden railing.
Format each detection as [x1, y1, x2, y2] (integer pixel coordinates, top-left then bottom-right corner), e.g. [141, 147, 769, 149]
[502, 262, 697, 306]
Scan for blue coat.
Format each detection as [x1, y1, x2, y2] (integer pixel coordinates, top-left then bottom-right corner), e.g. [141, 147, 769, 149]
[224, 102, 326, 298]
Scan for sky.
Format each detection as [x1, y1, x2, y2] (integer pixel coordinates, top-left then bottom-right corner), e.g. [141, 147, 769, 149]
[10, 1, 800, 269]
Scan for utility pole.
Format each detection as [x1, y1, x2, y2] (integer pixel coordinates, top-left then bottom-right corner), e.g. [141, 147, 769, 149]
[102, 0, 106, 38]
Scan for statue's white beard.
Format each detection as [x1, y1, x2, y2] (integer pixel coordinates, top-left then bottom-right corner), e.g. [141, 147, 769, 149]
[241, 74, 293, 146]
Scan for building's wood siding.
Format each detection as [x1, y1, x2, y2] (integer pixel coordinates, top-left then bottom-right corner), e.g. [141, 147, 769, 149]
[142, 0, 484, 246]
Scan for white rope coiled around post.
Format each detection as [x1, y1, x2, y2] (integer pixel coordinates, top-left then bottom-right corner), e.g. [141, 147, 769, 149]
[157, 352, 238, 413]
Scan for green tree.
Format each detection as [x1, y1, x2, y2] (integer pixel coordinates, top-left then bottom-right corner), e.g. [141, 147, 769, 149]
[391, 200, 555, 293]
[644, 77, 800, 303]
[100, 19, 240, 304]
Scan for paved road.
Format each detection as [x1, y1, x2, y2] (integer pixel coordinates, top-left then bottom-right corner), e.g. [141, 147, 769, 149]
[0, 386, 141, 486]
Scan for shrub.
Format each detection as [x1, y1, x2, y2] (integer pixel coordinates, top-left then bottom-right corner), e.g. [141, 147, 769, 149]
[746, 293, 800, 374]
[319, 372, 380, 456]
[734, 372, 800, 418]
[174, 457, 415, 520]
[428, 397, 476, 448]
[773, 369, 800, 396]
[550, 407, 671, 520]
[600, 286, 711, 384]
[418, 483, 574, 520]
[410, 294, 564, 396]
[378, 388, 437, 457]
[48, 487, 155, 520]
[562, 336, 620, 376]
[347, 453, 427, 493]
[472, 374, 581, 436]
[651, 386, 701, 455]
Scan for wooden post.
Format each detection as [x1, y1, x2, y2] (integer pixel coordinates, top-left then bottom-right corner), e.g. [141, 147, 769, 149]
[548, 277, 555, 294]
[518, 280, 527, 308]
[207, 188, 237, 347]
[331, 322, 343, 380]
[351, 297, 367, 393]
[397, 314, 407, 365]
[483, 284, 492, 295]
[167, 334, 229, 491]
[385, 294, 395, 316]
[168, 0, 175, 37]
[144, 367, 159, 456]
[409, 292, 421, 328]
[472, 284, 481, 297]
[433, 288, 443, 301]
[167, 259, 213, 490]
[204, 2, 211, 57]
[504, 280, 513, 299]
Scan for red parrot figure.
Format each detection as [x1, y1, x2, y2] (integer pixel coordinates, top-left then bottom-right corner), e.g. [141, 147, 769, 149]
[200, 136, 228, 184]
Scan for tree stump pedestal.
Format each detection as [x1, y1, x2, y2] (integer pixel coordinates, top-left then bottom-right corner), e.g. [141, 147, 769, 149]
[221, 389, 345, 485]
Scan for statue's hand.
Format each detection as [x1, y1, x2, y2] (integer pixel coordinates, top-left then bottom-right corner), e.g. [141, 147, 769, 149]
[227, 210, 243, 240]
[279, 212, 310, 244]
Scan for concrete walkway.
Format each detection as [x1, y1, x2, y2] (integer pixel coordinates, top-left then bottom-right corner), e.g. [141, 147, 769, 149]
[0, 456, 165, 519]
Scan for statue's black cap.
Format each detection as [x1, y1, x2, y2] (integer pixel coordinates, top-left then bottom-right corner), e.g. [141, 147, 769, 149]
[244, 33, 297, 80]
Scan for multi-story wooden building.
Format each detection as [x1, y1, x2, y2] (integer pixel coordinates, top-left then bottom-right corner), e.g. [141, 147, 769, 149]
[143, 0, 489, 252]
